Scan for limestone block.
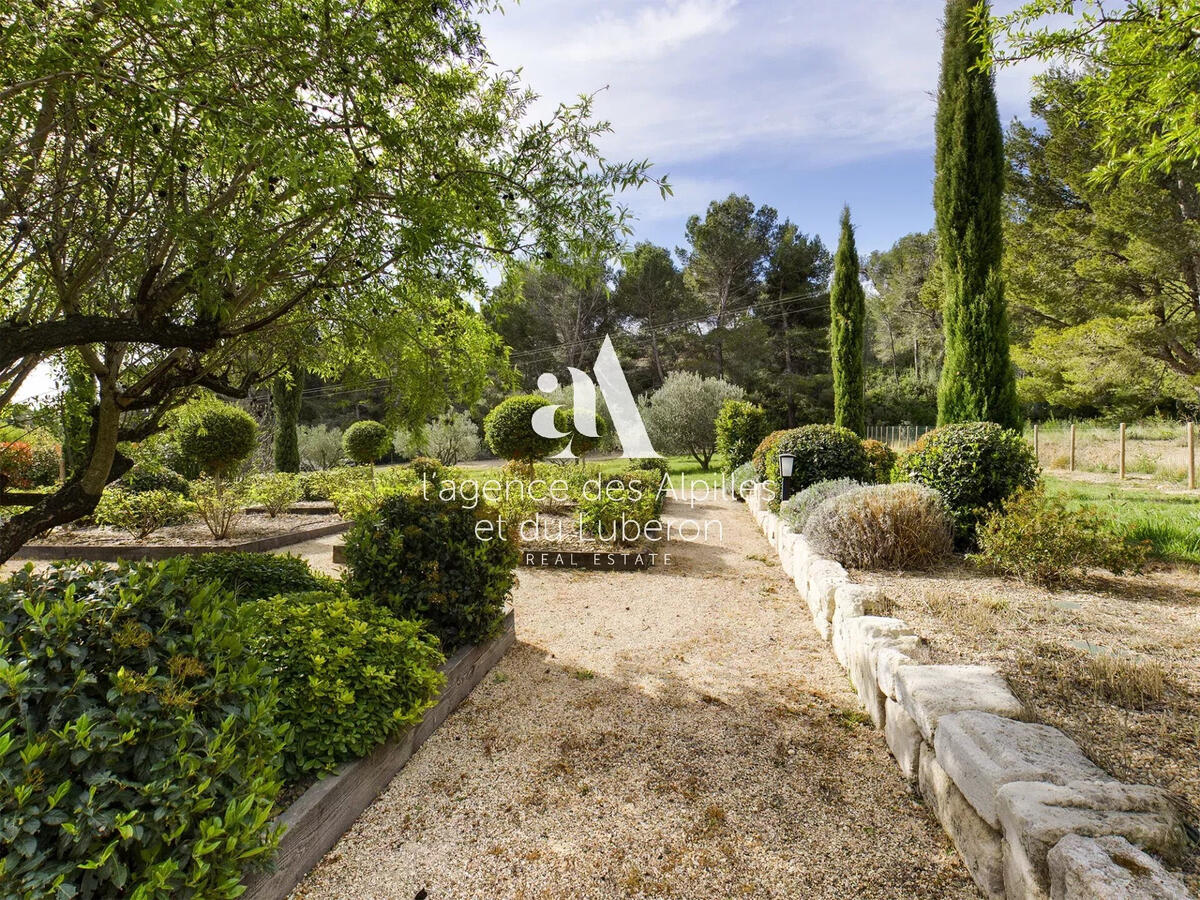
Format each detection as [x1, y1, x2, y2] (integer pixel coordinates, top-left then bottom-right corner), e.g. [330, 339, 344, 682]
[895, 665, 1028, 743]
[919, 745, 1006, 900]
[845, 617, 917, 726]
[875, 641, 921, 700]
[885, 698, 922, 781]
[807, 558, 850, 638]
[778, 529, 796, 576]
[1048, 834, 1193, 900]
[934, 712, 1112, 828]
[791, 537, 813, 597]
[998, 780, 1189, 899]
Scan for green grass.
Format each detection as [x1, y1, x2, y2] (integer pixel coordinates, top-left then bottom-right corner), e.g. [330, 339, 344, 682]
[1046, 476, 1200, 565]
[461, 454, 730, 490]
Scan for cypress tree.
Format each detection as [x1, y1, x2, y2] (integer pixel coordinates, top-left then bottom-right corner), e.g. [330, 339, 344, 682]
[272, 366, 303, 473]
[830, 206, 865, 436]
[934, 0, 1019, 429]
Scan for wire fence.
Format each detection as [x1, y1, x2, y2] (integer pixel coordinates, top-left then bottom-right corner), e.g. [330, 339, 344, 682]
[864, 424, 936, 450]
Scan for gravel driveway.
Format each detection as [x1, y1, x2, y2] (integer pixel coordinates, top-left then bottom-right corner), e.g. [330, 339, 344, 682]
[292, 493, 978, 900]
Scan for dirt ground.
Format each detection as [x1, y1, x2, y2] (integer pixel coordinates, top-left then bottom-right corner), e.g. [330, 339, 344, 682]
[290, 495, 978, 900]
[28, 511, 343, 547]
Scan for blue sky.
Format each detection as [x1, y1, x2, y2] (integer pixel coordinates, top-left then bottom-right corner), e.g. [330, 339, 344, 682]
[480, 0, 1043, 257]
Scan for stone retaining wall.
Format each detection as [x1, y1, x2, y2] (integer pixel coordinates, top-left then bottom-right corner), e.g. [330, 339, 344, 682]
[746, 484, 1194, 900]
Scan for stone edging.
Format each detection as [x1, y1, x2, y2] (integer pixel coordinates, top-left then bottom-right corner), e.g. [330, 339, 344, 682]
[241, 610, 517, 900]
[745, 484, 1194, 900]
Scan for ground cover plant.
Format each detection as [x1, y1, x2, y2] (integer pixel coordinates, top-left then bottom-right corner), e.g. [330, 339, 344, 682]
[187, 552, 337, 600]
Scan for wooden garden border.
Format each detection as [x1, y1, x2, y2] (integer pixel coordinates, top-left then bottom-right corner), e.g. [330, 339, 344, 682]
[14, 520, 350, 561]
[241, 610, 517, 900]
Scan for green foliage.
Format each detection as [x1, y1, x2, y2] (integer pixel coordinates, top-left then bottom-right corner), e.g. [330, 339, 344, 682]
[192, 478, 247, 540]
[864, 231, 943, 387]
[188, 552, 336, 601]
[935, 0, 1019, 430]
[0, 561, 284, 898]
[751, 429, 789, 482]
[865, 370, 938, 426]
[830, 207, 866, 436]
[729, 461, 758, 499]
[973, 487, 1149, 587]
[714, 399, 768, 473]
[300, 466, 369, 501]
[576, 471, 665, 544]
[328, 467, 420, 521]
[343, 420, 391, 467]
[483, 395, 566, 463]
[0, 441, 33, 489]
[176, 404, 258, 478]
[27, 447, 59, 487]
[625, 456, 671, 478]
[272, 367, 303, 474]
[408, 456, 445, 483]
[861, 439, 897, 484]
[804, 483, 955, 570]
[896, 422, 1039, 541]
[59, 351, 94, 480]
[779, 478, 863, 532]
[298, 424, 344, 470]
[93, 487, 195, 539]
[250, 472, 302, 517]
[119, 462, 191, 497]
[763, 425, 871, 511]
[418, 411, 482, 466]
[641, 372, 745, 470]
[343, 492, 518, 650]
[240, 592, 444, 777]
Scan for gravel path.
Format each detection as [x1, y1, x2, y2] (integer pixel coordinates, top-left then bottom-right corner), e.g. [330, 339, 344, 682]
[292, 494, 978, 899]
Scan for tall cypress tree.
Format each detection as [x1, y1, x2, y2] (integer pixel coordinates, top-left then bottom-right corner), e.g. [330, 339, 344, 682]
[934, 0, 1019, 429]
[830, 206, 865, 436]
[272, 366, 303, 473]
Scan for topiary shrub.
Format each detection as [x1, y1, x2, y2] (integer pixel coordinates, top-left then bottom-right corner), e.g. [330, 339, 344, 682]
[239, 592, 444, 777]
[120, 462, 192, 497]
[188, 551, 337, 600]
[0, 561, 284, 898]
[343, 492, 518, 650]
[896, 422, 1039, 542]
[93, 487, 195, 539]
[803, 483, 954, 570]
[408, 455, 444, 483]
[715, 399, 768, 474]
[175, 403, 258, 478]
[972, 487, 1149, 587]
[729, 461, 757, 500]
[483, 395, 567, 466]
[751, 429, 788, 482]
[862, 439, 897, 484]
[343, 420, 391, 467]
[249, 472, 302, 517]
[779, 478, 862, 532]
[763, 424, 871, 510]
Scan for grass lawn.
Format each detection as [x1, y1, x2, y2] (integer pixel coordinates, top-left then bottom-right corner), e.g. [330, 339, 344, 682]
[1046, 475, 1200, 565]
[461, 454, 730, 491]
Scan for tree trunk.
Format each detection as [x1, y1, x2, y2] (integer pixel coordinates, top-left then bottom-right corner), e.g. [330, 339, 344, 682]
[781, 296, 796, 428]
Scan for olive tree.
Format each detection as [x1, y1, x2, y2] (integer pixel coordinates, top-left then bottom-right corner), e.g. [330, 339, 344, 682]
[641, 372, 745, 470]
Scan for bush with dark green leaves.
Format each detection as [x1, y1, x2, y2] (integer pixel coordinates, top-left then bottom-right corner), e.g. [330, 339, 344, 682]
[343, 492, 518, 650]
[861, 439, 897, 484]
[120, 462, 192, 497]
[762, 425, 871, 511]
[343, 420, 391, 466]
[577, 471, 663, 545]
[187, 551, 337, 601]
[625, 456, 670, 478]
[239, 592, 444, 777]
[28, 446, 60, 487]
[715, 399, 769, 474]
[249, 472, 302, 517]
[175, 403, 258, 478]
[483, 395, 567, 464]
[0, 561, 284, 899]
[751, 429, 788, 482]
[896, 422, 1039, 542]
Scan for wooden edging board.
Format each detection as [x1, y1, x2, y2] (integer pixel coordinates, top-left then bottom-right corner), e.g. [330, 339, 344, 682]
[241, 610, 517, 900]
[14, 520, 351, 562]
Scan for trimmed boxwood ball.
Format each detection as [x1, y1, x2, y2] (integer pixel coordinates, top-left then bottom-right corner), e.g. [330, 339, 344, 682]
[187, 551, 337, 600]
[239, 592, 445, 777]
[896, 422, 1039, 542]
[176, 403, 258, 477]
[763, 424, 871, 510]
[0, 560, 284, 899]
[483, 395, 567, 463]
[343, 492, 518, 651]
[343, 419, 391, 465]
[715, 399, 769, 473]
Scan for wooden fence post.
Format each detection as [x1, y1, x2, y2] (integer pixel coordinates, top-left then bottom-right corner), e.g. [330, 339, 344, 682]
[1070, 424, 1076, 473]
[1119, 423, 1126, 479]
[1189, 422, 1196, 491]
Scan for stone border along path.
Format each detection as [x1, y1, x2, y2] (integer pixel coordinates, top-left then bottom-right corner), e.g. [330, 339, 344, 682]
[288, 491, 980, 899]
[746, 483, 1196, 900]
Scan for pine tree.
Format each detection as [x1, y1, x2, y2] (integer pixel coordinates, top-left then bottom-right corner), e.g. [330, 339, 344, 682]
[272, 366, 303, 473]
[934, 0, 1019, 429]
[830, 206, 865, 436]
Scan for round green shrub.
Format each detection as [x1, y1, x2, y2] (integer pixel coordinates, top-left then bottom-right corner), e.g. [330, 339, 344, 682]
[763, 424, 871, 510]
[120, 462, 192, 497]
[751, 429, 788, 482]
[239, 592, 444, 777]
[626, 456, 670, 478]
[715, 399, 769, 473]
[779, 478, 862, 532]
[0, 560, 284, 899]
[187, 551, 337, 600]
[343, 492, 518, 650]
[483, 395, 567, 463]
[343, 420, 391, 466]
[729, 461, 758, 500]
[408, 455, 444, 482]
[175, 403, 258, 477]
[803, 483, 954, 570]
[93, 486, 195, 539]
[861, 439, 898, 484]
[896, 422, 1039, 541]
[28, 446, 61, 487]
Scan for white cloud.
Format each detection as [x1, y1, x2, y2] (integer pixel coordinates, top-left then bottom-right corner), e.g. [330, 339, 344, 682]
[555, 0, 736, 64]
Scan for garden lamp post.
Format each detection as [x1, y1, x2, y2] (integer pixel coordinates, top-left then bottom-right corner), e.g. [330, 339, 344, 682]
[778, 452, 796, 503]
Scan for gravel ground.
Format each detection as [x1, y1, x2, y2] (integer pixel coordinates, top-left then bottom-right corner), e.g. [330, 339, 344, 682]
[290, 494, 977, 900]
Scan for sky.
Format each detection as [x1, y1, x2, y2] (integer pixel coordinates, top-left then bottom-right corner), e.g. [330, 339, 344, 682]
[479, 0, 1043, 257]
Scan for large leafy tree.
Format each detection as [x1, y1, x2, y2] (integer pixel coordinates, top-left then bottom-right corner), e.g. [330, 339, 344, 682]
[864, 231, 942, 383]
[611, 242, 697, 388]
[0, 0, 660, 559]
[934, 0, 1019, 429]
[830, 207, 865, 436]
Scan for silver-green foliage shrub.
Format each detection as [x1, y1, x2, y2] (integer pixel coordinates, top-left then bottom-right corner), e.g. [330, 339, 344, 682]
[803, 483, 954, 570]
[779, 478, 862, 532]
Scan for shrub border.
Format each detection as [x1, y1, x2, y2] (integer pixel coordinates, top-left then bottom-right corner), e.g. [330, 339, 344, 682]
[745, 484, 1192, 899]
[241, 609, 516, 900]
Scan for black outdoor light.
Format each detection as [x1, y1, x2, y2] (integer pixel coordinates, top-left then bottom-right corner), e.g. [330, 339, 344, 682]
[778, 451, 797, 503]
